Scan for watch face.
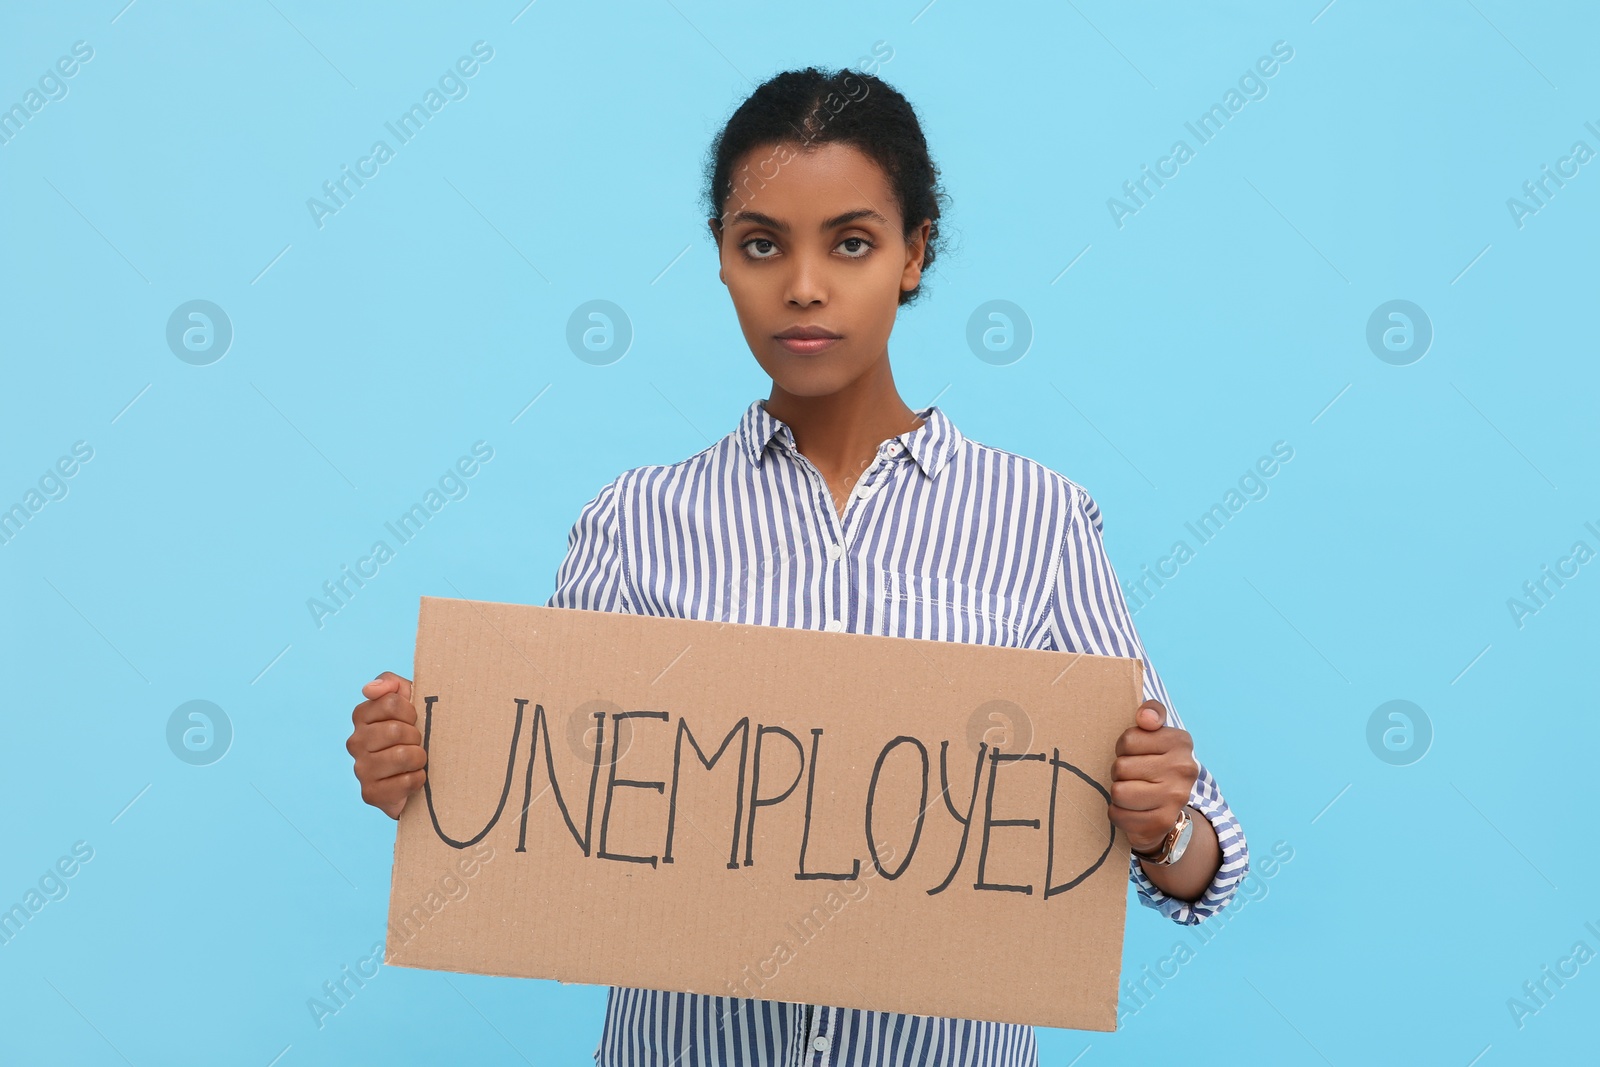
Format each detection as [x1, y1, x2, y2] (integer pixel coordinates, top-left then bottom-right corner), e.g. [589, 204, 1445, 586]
[1136, 813, 1192, 863]
[1169, 817, 1194, 862]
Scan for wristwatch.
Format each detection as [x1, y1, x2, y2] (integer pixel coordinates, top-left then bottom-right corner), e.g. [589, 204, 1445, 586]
[1131, 808, 1193, 867]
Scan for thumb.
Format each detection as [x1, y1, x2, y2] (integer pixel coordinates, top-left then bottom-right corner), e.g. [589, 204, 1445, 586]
[1136, 702, 1165, 730]
[362, 671, 409, 700]
[363, 671, 413, 698]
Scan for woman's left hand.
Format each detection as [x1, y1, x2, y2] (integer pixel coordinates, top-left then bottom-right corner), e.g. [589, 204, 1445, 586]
[1108, 700, 1200, 854]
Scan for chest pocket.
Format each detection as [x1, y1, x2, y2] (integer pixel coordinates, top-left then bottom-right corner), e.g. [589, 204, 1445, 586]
[876, 566, 1025, 647]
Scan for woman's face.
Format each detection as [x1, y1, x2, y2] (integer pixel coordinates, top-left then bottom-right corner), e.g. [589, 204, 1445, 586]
[710, 140, 930, 398]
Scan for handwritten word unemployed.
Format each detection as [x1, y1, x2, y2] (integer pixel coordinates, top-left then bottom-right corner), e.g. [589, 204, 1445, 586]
[419, 697, 1118, 900]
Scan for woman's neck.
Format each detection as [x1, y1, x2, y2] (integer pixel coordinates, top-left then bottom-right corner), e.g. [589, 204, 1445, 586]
[763, 361, 925, 513]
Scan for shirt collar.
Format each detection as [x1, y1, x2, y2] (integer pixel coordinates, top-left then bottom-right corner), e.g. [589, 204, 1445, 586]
[736, 399, 962, 481]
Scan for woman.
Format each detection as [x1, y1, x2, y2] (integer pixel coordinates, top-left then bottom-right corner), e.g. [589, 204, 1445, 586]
[348, 65, 1248, 1066]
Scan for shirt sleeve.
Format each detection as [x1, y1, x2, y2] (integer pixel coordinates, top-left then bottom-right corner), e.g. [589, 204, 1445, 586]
[1041, 482, 1249, 925]
[544, 474, 635, 613]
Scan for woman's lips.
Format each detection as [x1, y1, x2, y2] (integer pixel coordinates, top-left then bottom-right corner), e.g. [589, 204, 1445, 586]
[776, 336, 840, 355]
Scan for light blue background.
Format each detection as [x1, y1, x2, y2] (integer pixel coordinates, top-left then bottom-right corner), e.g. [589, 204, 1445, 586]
[3, 1, 1596, 1063]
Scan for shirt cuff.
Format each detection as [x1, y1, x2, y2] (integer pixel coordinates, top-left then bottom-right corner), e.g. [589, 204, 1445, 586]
[1128, 764, 1250, 925]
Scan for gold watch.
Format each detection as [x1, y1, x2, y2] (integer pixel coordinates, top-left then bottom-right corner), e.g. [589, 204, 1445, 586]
[1131, 808, 1193, 867]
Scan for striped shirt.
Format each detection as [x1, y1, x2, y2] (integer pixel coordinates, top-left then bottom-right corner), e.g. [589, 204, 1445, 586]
[545, 398, 1250, 1066]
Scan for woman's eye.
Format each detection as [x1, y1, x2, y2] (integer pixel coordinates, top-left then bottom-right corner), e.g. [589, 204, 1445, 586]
[742, 238, 778, 259]
[838, 236, 872, 258]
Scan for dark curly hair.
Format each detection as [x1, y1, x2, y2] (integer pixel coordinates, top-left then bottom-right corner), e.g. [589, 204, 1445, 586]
[701, 66, 949, 307]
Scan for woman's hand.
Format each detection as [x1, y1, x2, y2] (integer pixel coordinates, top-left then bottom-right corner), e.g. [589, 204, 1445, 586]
[1108, 700, 1199, 853]
[346, 671, 428, 819]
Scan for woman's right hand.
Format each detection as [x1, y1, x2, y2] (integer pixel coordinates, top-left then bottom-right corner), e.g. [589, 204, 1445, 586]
[346, 671, 427, 819]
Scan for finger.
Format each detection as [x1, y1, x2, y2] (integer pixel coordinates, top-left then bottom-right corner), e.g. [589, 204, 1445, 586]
[364, 769, 426, 818]
[1111, 753, 1170, 783]
[356, 744, 428, 779]
[1116, 725, 1189, 757]
[352, 691, 419, 728]
[1108, 779, 1167, 812]
[354, 719, 423, 754]
[368, 767, 426, 793]
[387, 779, 424, 819]
[385, 769, 426, 812]
[363, 766, 426, 794]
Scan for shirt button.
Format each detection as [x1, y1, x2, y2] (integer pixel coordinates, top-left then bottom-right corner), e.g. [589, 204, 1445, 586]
[812, 1036, 830, 1052]
[854, 483, 875, 500]
[827, 543, 843, 561]
[825, 619, 843, 633]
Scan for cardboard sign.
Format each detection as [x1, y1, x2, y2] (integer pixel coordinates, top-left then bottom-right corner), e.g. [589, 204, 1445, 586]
[384, 595, 1143, 1032]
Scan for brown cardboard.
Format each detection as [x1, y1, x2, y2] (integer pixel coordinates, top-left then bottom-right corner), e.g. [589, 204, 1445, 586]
[385, 595, 1144, 1032]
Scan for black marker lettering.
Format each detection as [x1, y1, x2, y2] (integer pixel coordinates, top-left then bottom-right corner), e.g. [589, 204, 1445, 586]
[864, 735, 928, 880]
[927, 740, 987, 896]
[420, 696, 524, 849]
[742, 725, 804, 867]
[974, 750, 1045, 894]
[665, 717, 750, 869]
[937, 739, 974, 824]
[597, 711, 669, 866]
[516, 703, 605, 856]
[1044, 747, 1116, 898]
[796, 728, 861, 881]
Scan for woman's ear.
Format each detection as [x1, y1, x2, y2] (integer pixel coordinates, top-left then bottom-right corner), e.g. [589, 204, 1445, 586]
[708, 217, 727, 285]
[900, 218, 932, 293]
